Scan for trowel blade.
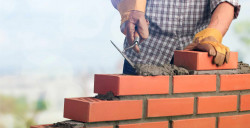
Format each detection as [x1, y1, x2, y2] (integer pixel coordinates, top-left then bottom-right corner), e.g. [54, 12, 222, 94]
[110, 40, 135, 68]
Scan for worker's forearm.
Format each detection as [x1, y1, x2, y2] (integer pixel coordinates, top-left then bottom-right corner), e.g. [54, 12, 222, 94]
[207, 2, 234, 36]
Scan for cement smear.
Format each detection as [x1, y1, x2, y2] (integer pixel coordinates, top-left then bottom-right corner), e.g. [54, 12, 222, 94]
[135, 64, 189, 76]
[237, 61, 250, 74]
[95, 91, 119, 101]
[133, 62, 250, 76]
[52, 120, 85, 128]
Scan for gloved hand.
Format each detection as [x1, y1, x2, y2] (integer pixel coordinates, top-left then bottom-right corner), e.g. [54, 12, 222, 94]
[184, 28, 230, 66]
[120, 10, 149, 53]
[114, 0, 149, 53]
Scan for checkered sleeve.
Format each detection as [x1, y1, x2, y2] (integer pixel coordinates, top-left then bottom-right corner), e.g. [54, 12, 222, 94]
[111, 0, 122, 9]
[210, 0, 241, 19]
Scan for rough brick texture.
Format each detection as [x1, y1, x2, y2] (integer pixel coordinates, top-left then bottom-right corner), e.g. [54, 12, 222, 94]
[31, 125, 112, 128]
[174, 51, 238, 70]
[220, 74, 250, 91]
[173, 75, 216, 93]
[218, 114, 250, 128]
[90, 126, 114, 128]
[119, 121, 169, 128]
[147, 97, 194, 117]
[64, 97, 142, 122]
[240, 94, 250, 111]
[173, 117, 216, 128]
[197, 95, 237, 114]
[94, 74, 169, 96]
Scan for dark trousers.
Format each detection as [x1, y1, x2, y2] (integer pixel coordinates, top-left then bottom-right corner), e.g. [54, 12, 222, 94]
[123, 56, 174, 75]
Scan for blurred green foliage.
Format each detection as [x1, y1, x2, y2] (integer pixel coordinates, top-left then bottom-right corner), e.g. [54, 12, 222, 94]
[0, 94, 47, 128]
[234, 21, 250, 45]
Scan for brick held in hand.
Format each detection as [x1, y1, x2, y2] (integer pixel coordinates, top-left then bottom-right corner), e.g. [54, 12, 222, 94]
[174, 50, 238, 70]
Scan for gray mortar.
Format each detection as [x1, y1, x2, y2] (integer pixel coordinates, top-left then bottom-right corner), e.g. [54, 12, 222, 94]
[132, 62, 250, 76]
[134, 64, 189, 76]
[94, 91, 119, 101]
[51, 120, 85, 128]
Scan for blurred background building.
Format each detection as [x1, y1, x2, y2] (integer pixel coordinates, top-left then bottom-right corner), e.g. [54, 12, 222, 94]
[0, 0, 249, 128]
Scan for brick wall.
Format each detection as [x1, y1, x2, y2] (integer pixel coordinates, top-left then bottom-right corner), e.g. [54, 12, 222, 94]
[31, 51, 250, 128]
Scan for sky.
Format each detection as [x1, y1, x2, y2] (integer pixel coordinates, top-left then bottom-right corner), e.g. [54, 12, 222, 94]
[0, 0, 125, 75]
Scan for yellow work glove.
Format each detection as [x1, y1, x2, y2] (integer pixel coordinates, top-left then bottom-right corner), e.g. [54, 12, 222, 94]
[112, 0, 149, 53]
[184, 28, 230, 66]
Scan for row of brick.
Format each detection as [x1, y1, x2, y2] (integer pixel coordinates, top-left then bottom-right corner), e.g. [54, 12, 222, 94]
[64, 94, 250, 122]
[32, 114, 250, 128]
[94, 74, 250, 96]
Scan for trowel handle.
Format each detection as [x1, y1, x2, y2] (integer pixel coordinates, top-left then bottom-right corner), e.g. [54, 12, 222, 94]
[134, 31, 140, 44]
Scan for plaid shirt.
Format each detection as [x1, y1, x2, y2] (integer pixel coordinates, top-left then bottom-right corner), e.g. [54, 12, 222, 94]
[121, 0, 240, 65]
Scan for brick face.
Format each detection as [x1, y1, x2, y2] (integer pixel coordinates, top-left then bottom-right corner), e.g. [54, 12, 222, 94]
[174, 51, 238, 70]
[30, 125, 113, 128]
[147, 97, 194, 117]
[173, 75, 216, 93]
[173, 117, 216, 128]
[220, 74, 250, 91]
[94, 74, 169, 96]
[118, 121, 169, 128]
[197, 95, 237, 114]
[240, 94, 250, 111]
[64, 97, 142, 122]
[90, 126, 114, 128]
[218, 114, 250, 128]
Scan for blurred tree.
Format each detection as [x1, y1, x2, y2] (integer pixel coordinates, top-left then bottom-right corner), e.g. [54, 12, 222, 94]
[233, 20, 250, 61]
[0, 94, 47, 128]
[234, 21, 250, 45]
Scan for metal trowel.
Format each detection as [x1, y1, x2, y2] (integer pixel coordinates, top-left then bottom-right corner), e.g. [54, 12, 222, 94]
[110, 40, 136, 68]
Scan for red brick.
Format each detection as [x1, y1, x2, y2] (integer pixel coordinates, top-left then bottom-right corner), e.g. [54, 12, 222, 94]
[30, 124, 53, 128]
[30, 125, 112, 128]
[64, 97, 142, 122]
[220, 74, 250, 91]
[197, 95, 237, 114]
[87, 126, 114, 128]
[173, 117, 216, 128]
[173, 75, 216, 93]
[147, 97, 194, 117]
[94, 74, 169, 96]
[174, 51, 238, 70]
[119, 121, 169, 128]
[218, 114, 250, 128]
[240, 94, 250, 111]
